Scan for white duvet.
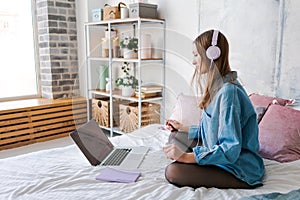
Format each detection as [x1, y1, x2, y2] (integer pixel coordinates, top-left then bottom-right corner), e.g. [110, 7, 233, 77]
[1, 124, 300, 200]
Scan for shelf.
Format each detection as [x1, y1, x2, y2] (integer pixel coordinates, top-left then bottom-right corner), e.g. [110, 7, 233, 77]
[90, 89, 163, 102]
[112, 58, 163, 63]
[111, 127, 123, 135]
[85, 17, 165, 136]
[97, 125, 123, 135]
[87, 57, 163, 63]
[85, 17, 165, 26]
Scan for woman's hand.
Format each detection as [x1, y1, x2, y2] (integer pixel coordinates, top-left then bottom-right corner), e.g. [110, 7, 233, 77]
[163, 144, 196, 163]
[165, 119, 182, 132]
[163, 143, 184, 161]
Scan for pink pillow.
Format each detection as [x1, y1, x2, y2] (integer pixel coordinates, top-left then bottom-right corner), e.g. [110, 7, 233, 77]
[169, 94, 201, 126]
[249, 93, 295, 108]
[258, 104, 300, 162]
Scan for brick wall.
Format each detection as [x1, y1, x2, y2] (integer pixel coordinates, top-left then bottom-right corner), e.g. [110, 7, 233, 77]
[36, 0, 80, 99]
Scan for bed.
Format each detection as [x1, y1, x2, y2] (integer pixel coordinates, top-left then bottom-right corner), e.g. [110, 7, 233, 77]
[0, 123, 300, 200]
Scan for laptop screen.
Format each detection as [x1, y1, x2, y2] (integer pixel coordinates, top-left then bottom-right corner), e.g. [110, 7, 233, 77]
[72, 120, 114, 165]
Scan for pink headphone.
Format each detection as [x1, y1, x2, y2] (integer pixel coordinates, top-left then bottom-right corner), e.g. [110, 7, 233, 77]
[206, 30, 221, 60]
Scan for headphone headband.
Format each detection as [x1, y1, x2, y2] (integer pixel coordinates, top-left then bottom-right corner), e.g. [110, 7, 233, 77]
[211, 30, 219, 46]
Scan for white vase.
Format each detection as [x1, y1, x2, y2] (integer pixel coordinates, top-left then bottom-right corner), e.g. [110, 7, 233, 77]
[123, 48, 138, 59]
[122, 86, 134, 97]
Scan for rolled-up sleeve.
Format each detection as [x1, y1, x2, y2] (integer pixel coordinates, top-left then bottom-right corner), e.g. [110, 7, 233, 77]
[188, 125, 199, 139]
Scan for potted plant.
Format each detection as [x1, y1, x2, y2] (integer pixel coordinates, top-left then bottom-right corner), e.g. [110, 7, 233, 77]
[120, 37, 138, 59]
[115, 62, 139, 96]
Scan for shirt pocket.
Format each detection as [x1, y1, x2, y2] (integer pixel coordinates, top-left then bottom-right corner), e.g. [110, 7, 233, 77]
[201, 110, 212, 136]
[203, 109, 212, 118]
[202, 109, 219, 144]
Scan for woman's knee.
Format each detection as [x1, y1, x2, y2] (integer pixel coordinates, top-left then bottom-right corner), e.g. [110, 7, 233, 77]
[165, 163, 180, 184]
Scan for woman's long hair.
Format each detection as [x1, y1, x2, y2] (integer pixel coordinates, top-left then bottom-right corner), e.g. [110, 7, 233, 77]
[192, 30, 231, 109]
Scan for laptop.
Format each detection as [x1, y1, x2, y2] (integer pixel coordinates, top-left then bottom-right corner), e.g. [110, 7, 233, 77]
[70, 119, 149, 169]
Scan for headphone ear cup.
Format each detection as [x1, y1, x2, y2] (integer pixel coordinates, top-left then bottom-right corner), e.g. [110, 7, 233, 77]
[206, 46, 221, 60]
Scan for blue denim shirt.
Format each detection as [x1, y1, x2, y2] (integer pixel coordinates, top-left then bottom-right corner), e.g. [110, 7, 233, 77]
[188, 72, 265, 186]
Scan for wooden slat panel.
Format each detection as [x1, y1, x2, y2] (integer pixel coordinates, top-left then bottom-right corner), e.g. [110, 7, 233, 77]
[0, 117, 30, 127]
[30, 108, 87, 122]
[31, 126, 76, 139]
[33, 119, 86, 133]
[0, 128, 33, 139]
[0, 122, 32, 133]
[34, 132, 70, 143]
[31, 110, 78, 122]
[0, 111, 29, 121]
[32, 114, 87, 129]
[0, 132, 33, 145]
[29, 103, 87, 116]
[0, 98, 87, 150]
[0, 119, 86, 146]
[31, 121, 84, 140]
[0, 114, 86, 139]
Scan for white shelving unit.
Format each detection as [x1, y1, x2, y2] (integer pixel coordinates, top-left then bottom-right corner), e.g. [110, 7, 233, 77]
[84, 18, 166, 137]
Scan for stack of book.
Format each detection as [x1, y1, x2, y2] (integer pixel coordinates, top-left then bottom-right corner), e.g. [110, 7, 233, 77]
[135, 85, 163, 99]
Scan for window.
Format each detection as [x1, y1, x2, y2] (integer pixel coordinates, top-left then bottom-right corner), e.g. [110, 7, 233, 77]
[0, 0, 39, 101]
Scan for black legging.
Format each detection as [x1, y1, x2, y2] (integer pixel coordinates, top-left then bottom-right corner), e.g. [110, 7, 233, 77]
[165, 132, 258, 189]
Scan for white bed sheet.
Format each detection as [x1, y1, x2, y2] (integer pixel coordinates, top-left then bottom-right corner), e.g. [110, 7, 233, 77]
[1, 124, 300, 200]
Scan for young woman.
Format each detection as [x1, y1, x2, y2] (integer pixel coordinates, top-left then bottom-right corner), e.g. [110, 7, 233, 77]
[163, 30, 265, 189]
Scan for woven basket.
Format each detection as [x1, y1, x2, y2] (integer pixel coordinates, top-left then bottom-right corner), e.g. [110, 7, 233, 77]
[92, 98, 111, 127]
[119, 102, 160, 133]
[92, 98, 126, 127]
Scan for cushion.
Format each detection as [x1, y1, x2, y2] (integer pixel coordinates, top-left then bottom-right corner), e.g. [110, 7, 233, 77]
[253, 106, 267, 123]
[169, 94, 201, 126]
[249, 93, 295, 108]
[258, 104, 300, 162]
[249, 93, 295, 124]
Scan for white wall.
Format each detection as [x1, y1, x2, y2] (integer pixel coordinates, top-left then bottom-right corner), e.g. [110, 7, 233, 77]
[278, 0, 300, 99]
[198, 0, 300, 101]
[76, 0, 300, 116]
[200, 0, 280, 96]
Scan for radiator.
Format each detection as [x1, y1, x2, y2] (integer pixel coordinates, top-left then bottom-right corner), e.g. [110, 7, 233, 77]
[0, 98, 87, 150]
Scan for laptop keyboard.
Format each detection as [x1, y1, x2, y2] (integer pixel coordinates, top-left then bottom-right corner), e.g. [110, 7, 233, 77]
[102, 148, 132, 166]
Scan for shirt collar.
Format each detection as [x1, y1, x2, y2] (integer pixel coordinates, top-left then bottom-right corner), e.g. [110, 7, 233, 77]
[223, 71, 237, 83]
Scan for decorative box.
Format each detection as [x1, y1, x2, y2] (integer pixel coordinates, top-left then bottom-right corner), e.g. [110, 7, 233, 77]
[103, 3, 126, 20]
[119, 102, 160, 133]
[92, 9, 103, 21]
[129, 3, 157, 19]
[103, 6, 121, 20]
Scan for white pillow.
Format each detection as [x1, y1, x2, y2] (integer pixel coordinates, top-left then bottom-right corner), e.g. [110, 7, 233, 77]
[169, 94, 202, 126]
